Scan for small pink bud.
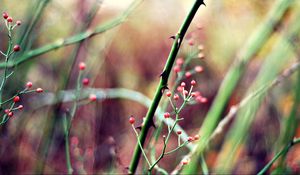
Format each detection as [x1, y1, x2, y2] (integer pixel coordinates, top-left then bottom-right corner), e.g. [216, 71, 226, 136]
[26, 82, 33, 88]
[195, 66, 203, 73]
[2, 12, 8, 19]
[164, 112, 170, 119]
[16, 20, 21, 26]
[13, 45, 21, 52]
[13, 96, 20, 102]
[191, 80, 196, 86]
[36, 88, 43, 93]
[194, 135, 200, 140]
[185, 72, 192, 78]
[183, 90, 188, 96]
[174, 66, 181, 73]
[82, 78, 89, 86]
[173, 94, 179, 100]
[176, 58, 184, 65]
[89, 94, 97, 101]
[7, 16, 13, 23]
[188, 136, 194, 142]
[79, 62, 86, 70]
[129, 117, 135, 124]
[180, 82, 186, 87]
[18, 105, 24, 110]
[177, 86, 183, 92]
[166, 91, 172, 97]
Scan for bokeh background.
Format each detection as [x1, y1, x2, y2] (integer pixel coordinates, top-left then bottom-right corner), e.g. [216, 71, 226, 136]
[0, 0, 299, 174]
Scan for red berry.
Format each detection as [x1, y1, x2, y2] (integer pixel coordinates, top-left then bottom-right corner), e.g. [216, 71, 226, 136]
[182, 160, 189, 165]
[183, 90, 188, 96]
[18, 105, 23, 110]
[4, 109, 10, 113]
[16, 20, 21, 26]
[200, 97, 208, 103]
[8, 111, 13, 117]
[82, 78, 89, 86]
[180, 82, 186, 87]
[13, 96, 20, 102]
[195, 66, 203, 73]
[79, 62, 86, 70]
[7, 17, 13, 23]
[185, 72, 192, 78]
[177, 86, 183, 92]
[173, 94, 179, 100]
[191, 80, 196, 86]
[129, 117, 135, 124]
[13, 45, 21, 52]
[176, 58, 184, 65]
[177, 130, 182, 135]
[26, 82, 33, 88]
[166, 91, 171, 97]
[164, 112, 170, 118]
[89, 94, 97, 101]
[173, 66, 181, 73]
[71, 136, 79, 146]
[188, 39, 194, 46]
[36, 88, 43, 93]
[188, 136, 194, 142]
[2, 12, 8, 19]
[191, 92, 196, 97]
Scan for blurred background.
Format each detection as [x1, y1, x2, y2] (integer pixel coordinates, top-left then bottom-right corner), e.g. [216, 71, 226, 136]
[0, 0, 299, 174]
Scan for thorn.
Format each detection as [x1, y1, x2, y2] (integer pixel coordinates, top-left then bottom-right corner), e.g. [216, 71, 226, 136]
[135, 125, 142, 130]
[161, 85, 169, 94]
[202, 1, 206, 6]
[149, 119, 156, 129]
[170, 35, 175, 39]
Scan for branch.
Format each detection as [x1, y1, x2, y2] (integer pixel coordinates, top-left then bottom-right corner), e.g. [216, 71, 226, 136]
[128, 1, 205, 173]
[258, 138, 300, 175]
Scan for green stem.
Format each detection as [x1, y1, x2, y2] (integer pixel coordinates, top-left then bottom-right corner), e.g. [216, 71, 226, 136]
[128, 1, 204, 173]
[131, 125, 151, 167]
[182, 0, 295, 173]
[63, 116, 73, 174]
[257, 138, 300, 175]
[0, 25, 13, 104]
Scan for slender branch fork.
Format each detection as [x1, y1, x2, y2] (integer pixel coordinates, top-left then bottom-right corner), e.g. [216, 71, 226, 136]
[128, 1, 205, 174]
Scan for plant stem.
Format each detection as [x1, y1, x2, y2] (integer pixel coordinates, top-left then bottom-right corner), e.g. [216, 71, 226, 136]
[182, 0, 295, 173]
[257, 138, 300, 175]
[0, 25, 13, 104]
[63, 116, 73, 174]
[128, 1, 204, 173]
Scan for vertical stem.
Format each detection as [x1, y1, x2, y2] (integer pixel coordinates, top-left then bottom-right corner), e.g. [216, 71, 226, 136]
[128, 1, 205, 174]
[258, 138, 300, 175]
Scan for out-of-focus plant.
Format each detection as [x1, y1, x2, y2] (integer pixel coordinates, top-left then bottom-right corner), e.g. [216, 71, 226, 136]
[0, 12, 43, 125]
